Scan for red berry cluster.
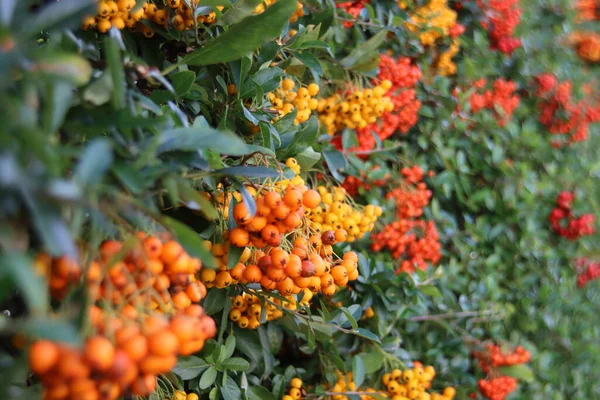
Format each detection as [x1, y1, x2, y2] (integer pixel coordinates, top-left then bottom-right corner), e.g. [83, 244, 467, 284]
[478, 376, 518, 400]
[535, 73, 600, 146]
[575, 258, 600, 287]
[371, 167, 442, 274]
[336, 1, 370, 28]
[473, 344, 531, 374]
[548, 191, 595, 240]
[473, 344, 530, 400]
[333, 55, 422, 154]
[342, 166, 390, 197]
[457, 78, 520, 127]
[476, 0, 522, 55]
[575, 0, 600, 22]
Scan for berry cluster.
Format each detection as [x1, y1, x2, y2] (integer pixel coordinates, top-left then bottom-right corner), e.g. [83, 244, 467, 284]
[455, 78, 521, 127]
[317, 81, 394, 135]
[29, 234, 215, 400]
[571, 32, 600, 63]
[229, 291, 306, 329]
[476, 0, 522, 55]
[406, 0, 458, 46]
[548, 191, 595, 240]
[575, 0, 600, 22]
[199, 160, 361, 302]
[328, 363, 456, 400]
[254, 1, 305, 23]
[575, 258, 600, 287]
[371, 167, 442, 273]
[281, 377, 305, 400]
[304, 185, 382, 242]
[83, 0, 219, 36]
[332, 56, 422, 153]
[473, 344, 531, 374]
[269, 79, 320, 125]
[478, 376, 518, 400]
[336, 1, 370, 28]
[170, 390, 199, 400]
[535, 73, 600, 146]
[342, 165, 390, 196]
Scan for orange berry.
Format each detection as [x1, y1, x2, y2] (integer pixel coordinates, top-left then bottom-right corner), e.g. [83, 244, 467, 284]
[321, 230, 336, 245]
[261, 224, 281, 245]
[277, 277, 295, 295]
[264, 191, 282, 209]
[229, 227, 250, 247]
[331, 265, 348, 282]
[148, 329, 179, 356]
[28, 340, 59, 376]
[284, 189, 303, 210]
[302, 190, 321, 208]
[233, 203, 252, 225]
[334, 229, 348, 243]
[161, 241, 183, 264]
[266, 266, 287, 282]
[84, 336, 115, 372]
[143, 237, 163, 259]
[243, 264, 263, 283]
[270, 249, 290, 268]
[230, 263, 246, 281]
[285, 254, 302, 278]
[172, 291, 192, 309]
[131, 374, 157, 396]
[301, 260, 316, 277]
[121, 335, 148, 363]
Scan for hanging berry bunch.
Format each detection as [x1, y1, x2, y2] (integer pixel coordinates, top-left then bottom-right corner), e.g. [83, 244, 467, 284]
[548, 191, 595, 240]
[476, 0, 522, 55]
[83, 0, 220, 36]
[454, 78, 521, 127]
[570, 32, 600, 63]
[336, 1, 371, 28]
[269, 79, 320, 125]
[473, 344, 531, 400]
[370, 166, 442, 274]
[574, 258, 600, 287]
[535, 73, 600, 146]
[29, 234, 216, 400]
[281, 377, 305, 400]
[317, 80, 395, 136]
[575, 0, 600, 22]
[333, 55, 422, 154]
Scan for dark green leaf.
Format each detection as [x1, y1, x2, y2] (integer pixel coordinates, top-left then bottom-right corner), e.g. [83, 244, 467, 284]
[173, 357, 209, 380]
[199, 366, 218, 389]
[219, 357, 249, 371]
[75, 139, 113, 186]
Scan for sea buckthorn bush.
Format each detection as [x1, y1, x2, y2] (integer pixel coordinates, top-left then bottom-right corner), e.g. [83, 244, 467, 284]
[1, 1, 599, 400]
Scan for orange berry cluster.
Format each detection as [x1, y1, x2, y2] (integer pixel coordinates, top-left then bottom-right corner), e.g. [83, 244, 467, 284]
[281, 377, 304, 400]
[342, 165, 390, 197]
[328, 363, 456, 400]
[269, 79, 320, 125]
[29, 234, 216, 400]
[254, 1, 305, 22]
[575, 0, 599, 22]
[535, 73, 600, 147]
[304, 185, 382, 242]
[371, 167, 442, 274]
[334, 55, 422, 154]
[36, 234, 208, 311]
[317, 81, 394, 136]
[472, 344, 531, 374]
[478, 377, 517, 400]
[170, 390, 199, 400]
[199, 163, 361, 300]
[83, 0, 219, 36]
[229, 291, 307, 329]
[473, 344, 530, 400]
[455, 78, 521, 127]
[571, 32, 600, 63]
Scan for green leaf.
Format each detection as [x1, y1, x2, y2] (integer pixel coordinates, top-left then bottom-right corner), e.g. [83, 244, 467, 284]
[105, 36, 125, 110]
[199, 366, 218, 389]
[227, 244, 244, 269]
[74, 139, 113, 186]
[223, 335, 236, 360]
[215, 166, 282, 179]
[246, 386, 276, 400]
[0, 253, 48, 314]
[292, 51, 323, 79]
[341, 307, 359, 330]
[219, 0, 263, 25]
[203, 289, 227, 315]
[354, 328, 381, 344]
[352, 356, 366, 388]
[359, 351, 384, 374]
[183, 0, 296, 66]
[220, 375, 242, 400]
[322, 149, 346, 182]
[173, 357, 209, 380]
[295, 147, 321, 172]
[16, 318, 81, 345]
[171, 70, 196, 96]
[42, 81, 74, 134]
[161, 216, 215, 267]
[419, 284, 442, 298]
[280, 115, 319, 157]
[157, 127, 250, 156]
[219, 357, 250, 371]
[497, 365, 535, 383]
[340, 30, 387, 68]
[34, 54, 92, 87]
